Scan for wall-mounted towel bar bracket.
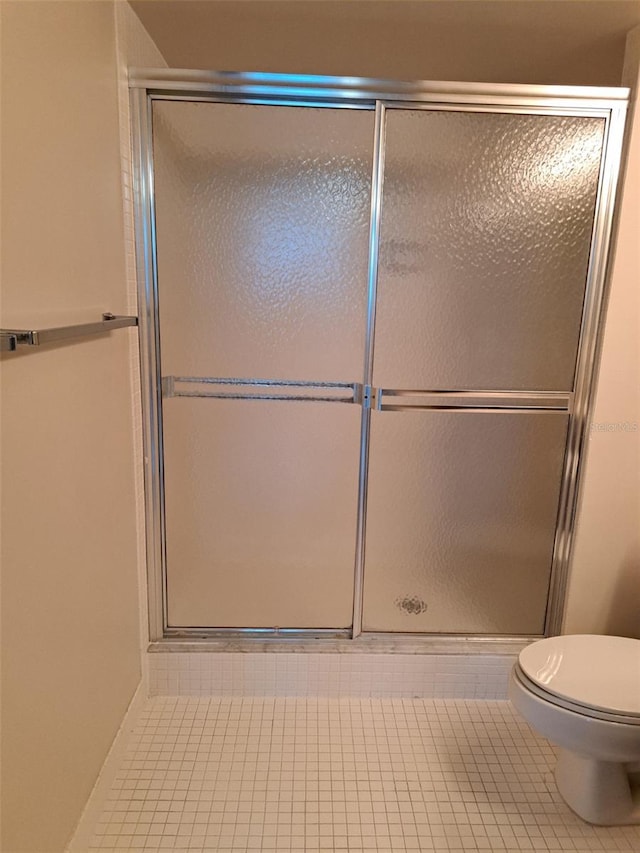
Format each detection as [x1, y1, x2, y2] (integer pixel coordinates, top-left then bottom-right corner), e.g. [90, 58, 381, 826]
[0, 313, 138, 351]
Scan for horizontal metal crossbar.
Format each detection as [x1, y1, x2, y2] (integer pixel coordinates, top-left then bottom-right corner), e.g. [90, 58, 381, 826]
[162, 376, 362, 404]
[162, 377, 573, 411]
[376, 388, 572, 412]
[129, 69, 629, 111]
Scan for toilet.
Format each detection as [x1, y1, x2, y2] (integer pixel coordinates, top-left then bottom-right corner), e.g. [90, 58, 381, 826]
[509, 634, 640, 825]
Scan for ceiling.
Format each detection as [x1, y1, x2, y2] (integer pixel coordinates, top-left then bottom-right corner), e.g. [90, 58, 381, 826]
[131, 0, 640, 86]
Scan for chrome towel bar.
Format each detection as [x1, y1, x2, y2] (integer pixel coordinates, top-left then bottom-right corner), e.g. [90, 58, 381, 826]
[0, 313, 138, 351]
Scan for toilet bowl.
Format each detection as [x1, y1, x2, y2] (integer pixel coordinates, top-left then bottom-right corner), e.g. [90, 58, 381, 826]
[508, 634, 640, 826]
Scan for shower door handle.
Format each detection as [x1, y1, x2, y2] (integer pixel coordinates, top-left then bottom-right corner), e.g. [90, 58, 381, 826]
[162, 376, 364, 404]
[374, 388, 572, 413]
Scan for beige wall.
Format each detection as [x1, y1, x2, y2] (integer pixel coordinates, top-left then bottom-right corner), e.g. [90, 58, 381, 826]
[563, 27, 640, 639]
[0, 2, 142, 851]
[131, 0, 640, 86]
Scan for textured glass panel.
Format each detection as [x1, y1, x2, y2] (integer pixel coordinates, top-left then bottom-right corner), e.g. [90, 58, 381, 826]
[153, 101, 372, 382]
[375, 110, 605, 391]
[163, 398, 360, 628]
[362, 411, 568, 634]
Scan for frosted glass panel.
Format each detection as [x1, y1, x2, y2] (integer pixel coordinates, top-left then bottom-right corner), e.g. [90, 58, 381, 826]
[362, 411, 568, 634]
[375, 110, 605, 391]
[163, 398, 360, 628]
[153, 101, 373, 381]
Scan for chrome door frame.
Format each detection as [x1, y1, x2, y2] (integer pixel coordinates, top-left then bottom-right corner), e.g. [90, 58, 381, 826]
[130, 70, 628, 645]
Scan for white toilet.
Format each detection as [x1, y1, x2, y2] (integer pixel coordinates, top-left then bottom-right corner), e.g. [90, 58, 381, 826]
[509, 634, 640, 825]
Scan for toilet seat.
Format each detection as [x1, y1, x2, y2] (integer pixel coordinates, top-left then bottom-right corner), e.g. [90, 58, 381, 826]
[512, 664, 640, 725]
[517, 634, 640, 723]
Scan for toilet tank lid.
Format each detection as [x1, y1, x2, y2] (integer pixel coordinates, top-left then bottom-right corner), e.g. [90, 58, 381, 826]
[519, 634, 640, 716]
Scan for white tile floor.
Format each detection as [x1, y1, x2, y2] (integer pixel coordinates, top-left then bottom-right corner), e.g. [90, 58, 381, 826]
[87, 697, 640, 852]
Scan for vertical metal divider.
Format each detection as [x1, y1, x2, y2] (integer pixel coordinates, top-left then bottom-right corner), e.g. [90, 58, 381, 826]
[352, 102, 386, 637]
[544, 102, 629, 636]
[131, 89, 166, 640]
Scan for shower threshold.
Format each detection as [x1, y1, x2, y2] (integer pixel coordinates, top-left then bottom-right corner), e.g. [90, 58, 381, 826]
[149, 635, 534, 656]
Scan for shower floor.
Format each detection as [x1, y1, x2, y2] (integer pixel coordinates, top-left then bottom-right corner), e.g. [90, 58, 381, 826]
[84, 697, 640, 852]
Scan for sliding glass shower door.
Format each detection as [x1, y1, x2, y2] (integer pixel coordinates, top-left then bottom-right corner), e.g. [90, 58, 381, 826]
[152, 101, 373, 629]
[134, 73, 626, 639]
[361, 109, 605, 634]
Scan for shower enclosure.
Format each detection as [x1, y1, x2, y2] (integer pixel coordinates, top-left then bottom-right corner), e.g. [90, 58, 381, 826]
[131, 71, 627, 643]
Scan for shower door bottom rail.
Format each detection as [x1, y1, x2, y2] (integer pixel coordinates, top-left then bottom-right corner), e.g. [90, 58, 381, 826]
[164, 626, 352, 640]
